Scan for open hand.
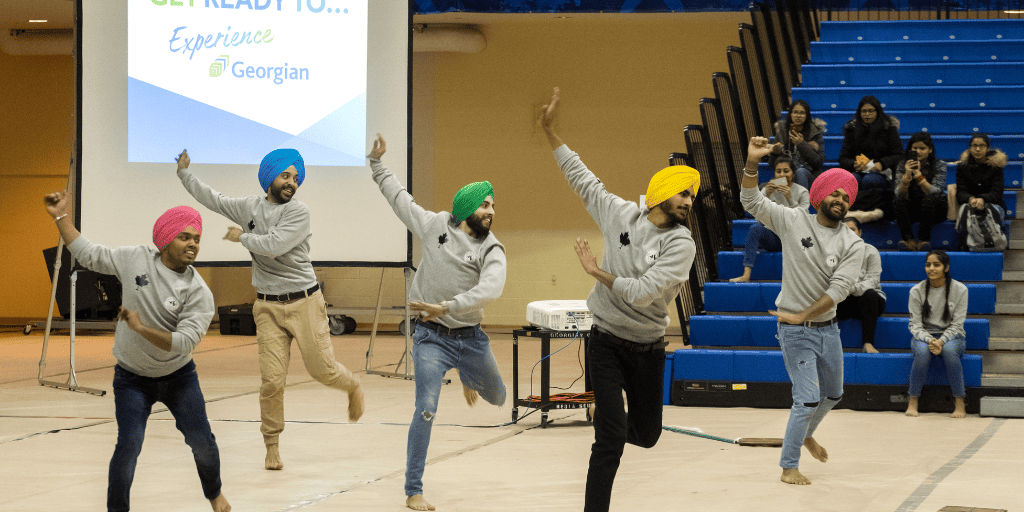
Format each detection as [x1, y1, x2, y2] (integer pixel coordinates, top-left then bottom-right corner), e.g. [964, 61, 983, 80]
[176, 149, 190, 171]
[117, 306, 144, 333]
[224, 227, 242, 242]
[573, 237, 601, 276]
[368, 133, 386, 160]
[409, 301, 447, 322]
[770, 310, 804, 325]
[540, 87, 559, 133]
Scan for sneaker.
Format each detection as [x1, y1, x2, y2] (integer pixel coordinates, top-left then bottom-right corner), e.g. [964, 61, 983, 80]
[917, 241, 931, 252]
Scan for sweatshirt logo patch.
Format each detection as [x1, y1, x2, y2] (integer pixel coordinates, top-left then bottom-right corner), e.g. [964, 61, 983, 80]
[801, 237, 814, 248]
[619, 232, 631, 247]
[438, 233, 448, 247]
[134, 274, 149, 290]
[164, 297, 181, 312]
[248, 220, 255, 230]
[826, 255, 838, 268]
[646, 250, 659, 265]
[464, 252, 476, 263]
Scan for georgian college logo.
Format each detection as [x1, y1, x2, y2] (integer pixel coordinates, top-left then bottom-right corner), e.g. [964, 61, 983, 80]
[209, 55, 229, 77]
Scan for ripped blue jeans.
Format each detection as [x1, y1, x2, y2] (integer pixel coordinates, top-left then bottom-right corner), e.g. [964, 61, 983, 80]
[405, 323, 506, 497]
[778, 322, 844, 470]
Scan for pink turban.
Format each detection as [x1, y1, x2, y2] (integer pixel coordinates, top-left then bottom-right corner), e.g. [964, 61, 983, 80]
[809, 168, 858, 210]
[152, 206, 203, 250]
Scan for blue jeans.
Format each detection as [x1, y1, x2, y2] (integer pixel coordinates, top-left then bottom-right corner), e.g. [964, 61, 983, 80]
[909, 336, 966, 397]
[793, 166, 814, 189]
[743, 222, 782, 269]
[854, 171, 889, 190]
[406, 324, 505, 497]
[777, 322, 844, 469]
[108, 360, 222, 512]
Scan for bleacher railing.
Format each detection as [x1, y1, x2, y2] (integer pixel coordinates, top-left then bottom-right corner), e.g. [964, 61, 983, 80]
[670, 152, 708, 345]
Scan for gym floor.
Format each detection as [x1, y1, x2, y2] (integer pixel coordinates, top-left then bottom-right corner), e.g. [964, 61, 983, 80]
[0, 327, 1020, 512]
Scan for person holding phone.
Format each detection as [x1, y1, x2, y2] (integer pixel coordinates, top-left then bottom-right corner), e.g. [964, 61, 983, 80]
[893, 132, 948, 251]
[730, 156, 810, 282]
[769, 99, 826, 189]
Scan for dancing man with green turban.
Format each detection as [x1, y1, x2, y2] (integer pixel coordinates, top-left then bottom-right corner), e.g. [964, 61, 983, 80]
[368, 134, 507, 512]
[540, 88, 697, 512]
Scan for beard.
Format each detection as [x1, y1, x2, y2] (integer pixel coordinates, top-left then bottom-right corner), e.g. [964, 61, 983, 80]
[659, 201, 691, 226]
[269, 182, 295, 203]
[822, 201, 847, 222]
[465, 212, 492, 238]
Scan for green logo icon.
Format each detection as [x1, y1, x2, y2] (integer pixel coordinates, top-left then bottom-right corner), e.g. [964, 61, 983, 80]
[209, 55, 229, 77]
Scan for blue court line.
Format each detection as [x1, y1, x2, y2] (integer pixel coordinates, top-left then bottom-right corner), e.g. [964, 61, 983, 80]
[894, 417, 1007, 512]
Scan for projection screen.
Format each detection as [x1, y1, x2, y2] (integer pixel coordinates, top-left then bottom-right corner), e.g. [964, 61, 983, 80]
[79, 0, 411, 266]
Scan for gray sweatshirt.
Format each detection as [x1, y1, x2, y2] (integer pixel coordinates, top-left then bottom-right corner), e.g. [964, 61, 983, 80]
[849, 243, 886, 300]
[763, 182, 810, 211]
[68, 237, 214, 378]
[554, 145, 695, 343]
[178, 168, 317, 294]
[908, 279, 968, 343]
[741, 186, 864, 321]
[370, 159, 506, 328]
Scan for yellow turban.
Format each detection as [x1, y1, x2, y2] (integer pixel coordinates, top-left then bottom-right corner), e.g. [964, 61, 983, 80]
[645, 165, 700, 209]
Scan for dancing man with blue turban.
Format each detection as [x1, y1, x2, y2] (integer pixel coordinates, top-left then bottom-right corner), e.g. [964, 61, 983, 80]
[175, 148, 365, 472]
[541, 88, 697, 512]
[367, 134, 507, 512]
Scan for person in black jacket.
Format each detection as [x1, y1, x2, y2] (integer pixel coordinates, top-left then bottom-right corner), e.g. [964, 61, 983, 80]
[954, 133, 1007, 219]
[839, 96, 903, 224]
[893, 132, 949, 252]
[769, 99, 826, 189]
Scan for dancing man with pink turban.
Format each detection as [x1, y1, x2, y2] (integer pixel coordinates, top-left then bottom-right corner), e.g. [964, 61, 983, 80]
[43, 192, 231, 512]
[175, 148, 364, 472]
[541, 88, 697, 512]
[740, 137, 866, 486]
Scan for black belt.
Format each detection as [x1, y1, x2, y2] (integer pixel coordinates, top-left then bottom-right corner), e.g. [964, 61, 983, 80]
[257, 284, 319, 303]
[417, 320, 478, 337]
[782, 317, 837, 328]
[592, 327, 667, 353]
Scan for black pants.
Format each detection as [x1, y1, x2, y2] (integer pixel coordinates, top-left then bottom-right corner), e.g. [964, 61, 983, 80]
[584, 327, 666, 512]
[835, 290, 886, 347]
[893, 192, 947, 242]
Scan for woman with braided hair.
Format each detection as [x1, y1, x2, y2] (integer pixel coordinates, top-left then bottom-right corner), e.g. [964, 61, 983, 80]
[906, 250, 969, 418]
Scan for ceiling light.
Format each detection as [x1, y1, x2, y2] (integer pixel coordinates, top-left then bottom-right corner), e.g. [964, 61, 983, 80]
[29, 20, 48, 23]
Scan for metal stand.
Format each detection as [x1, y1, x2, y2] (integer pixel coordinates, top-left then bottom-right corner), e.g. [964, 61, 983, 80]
[511, 328, 592, 428]
[364, 267, 447, 383]
[38, 269, 106, 396]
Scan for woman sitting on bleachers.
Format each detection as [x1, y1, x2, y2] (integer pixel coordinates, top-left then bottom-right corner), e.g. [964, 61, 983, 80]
[769, 99, 826, 189]
[835, 218, 885, 353]
[893, 132, 948, 252]
[906, 250, 968, 419]
[728, 156, 809, 283]
[954, 133, 1007, 232]
[839, 95, 903, 224]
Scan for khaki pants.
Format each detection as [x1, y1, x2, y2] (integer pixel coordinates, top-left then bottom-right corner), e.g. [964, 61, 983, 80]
[253, 290, 358, 446]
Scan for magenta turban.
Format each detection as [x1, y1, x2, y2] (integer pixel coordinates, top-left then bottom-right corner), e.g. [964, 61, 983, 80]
[809, 168, 858, 210]
[153, 206, 203, 250]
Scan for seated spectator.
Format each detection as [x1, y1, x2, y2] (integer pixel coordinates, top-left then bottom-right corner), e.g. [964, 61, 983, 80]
[893, 132, 948, 252]
[906, 250, 968, 419]
[769, 99, 826, 189]
[839, 96, 903, 224]
[835, 218, 885, 353]
[954, 133, 1007, 233]
[729, 156, 809, 283]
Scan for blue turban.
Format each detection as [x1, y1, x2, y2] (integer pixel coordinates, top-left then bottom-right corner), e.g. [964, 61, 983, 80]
[258, 149, 305, 192]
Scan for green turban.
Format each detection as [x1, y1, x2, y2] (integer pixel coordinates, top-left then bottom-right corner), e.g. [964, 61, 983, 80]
[451, 181, 494, 225]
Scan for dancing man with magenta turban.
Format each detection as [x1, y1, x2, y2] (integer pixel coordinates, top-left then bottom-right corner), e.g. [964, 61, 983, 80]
[740, 137, 865, 486]
[43, 191, 231, 512]
[367, 134, 506, 512]
[540, 88, 697, 512]
[175, 148, 364, 471]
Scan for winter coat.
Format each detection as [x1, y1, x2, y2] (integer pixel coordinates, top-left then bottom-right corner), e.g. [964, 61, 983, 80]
[768, 117, 827, 179]
[838, 115, 904, 175]
[955, 148, 1007, 209]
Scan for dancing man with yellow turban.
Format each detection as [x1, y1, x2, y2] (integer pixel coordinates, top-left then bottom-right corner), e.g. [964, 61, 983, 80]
[175, 148, 364, 472]
[367, 134, 507, 512]
[541, 88, 697, 512]
[740, 137, 865, 486]
[43, 192, 231, 512]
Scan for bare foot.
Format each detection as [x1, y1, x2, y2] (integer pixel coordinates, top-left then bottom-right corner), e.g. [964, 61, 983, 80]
[265, 444, 284, 470]
[729, 275, 751, 283]
[463, 385, 478, 407]
[863, 343, 879, 354]
[209, 492, 231, 512]
[952, 397, 967, 419]
[407, 494, 435, 511]
[780, 468, 811, 485]
[348, 385, 365, 422]
[804, 437, 828, 463]
[906, 396, 919, 417]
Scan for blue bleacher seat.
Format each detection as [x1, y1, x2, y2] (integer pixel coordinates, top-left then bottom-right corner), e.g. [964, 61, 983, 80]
[717, 251, 1003, 281]
[801, 62, 1024, 88]
[731, 218, 1010, 251]
[810, 40, 1024, 65]
[689, 315, 989, 350]
[817, 19, 1024, 43]
[797, 110, 1024, 137]
[704, 282, 996, 314]
[755, 162, 1022, 189]
[672, 349, 734, 381]
[820, 134, 1024, 162]
[793, 86, 1024, 111]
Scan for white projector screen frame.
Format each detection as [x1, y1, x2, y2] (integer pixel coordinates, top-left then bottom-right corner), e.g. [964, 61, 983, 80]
[78, 0, 412, 267]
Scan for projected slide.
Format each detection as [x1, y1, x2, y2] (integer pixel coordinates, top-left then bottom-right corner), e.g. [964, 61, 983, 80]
[128, 0, 368, 166]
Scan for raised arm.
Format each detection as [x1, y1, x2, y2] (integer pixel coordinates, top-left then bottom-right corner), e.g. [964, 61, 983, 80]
[175, 149, 250, 225]
[741, 137, 793, 232]
[540, 87, 564, 150]
[44, 191, 81, 246]
[367, 134, 441, 239]
[44, 191, 122, 276]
